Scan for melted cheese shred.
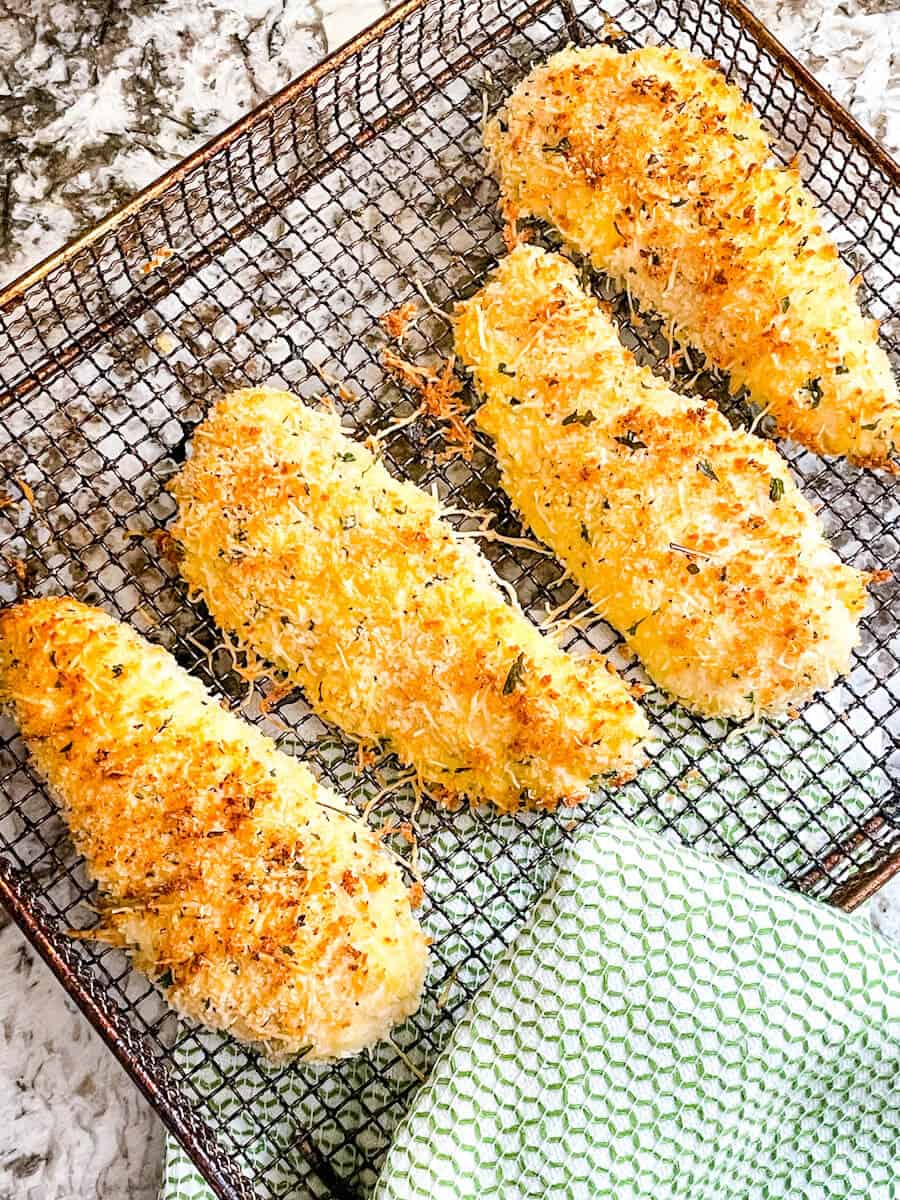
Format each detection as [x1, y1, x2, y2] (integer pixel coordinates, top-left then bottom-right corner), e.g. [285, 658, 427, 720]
[0, 597, 427, 1060]
[454, 245, 869, 719]
[486, 45, 900, 467]
[169, 388, 647, 811]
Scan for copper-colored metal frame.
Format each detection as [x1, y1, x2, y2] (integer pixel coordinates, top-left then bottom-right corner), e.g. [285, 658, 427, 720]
[0, 0, 898, 1196]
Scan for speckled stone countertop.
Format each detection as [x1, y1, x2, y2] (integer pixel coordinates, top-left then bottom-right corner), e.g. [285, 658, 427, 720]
[1, 2, 899, 1198]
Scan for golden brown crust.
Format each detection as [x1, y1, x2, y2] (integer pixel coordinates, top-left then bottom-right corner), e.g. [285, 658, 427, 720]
[168, 389, 647, 811]
[0, 597, 427, 1059]
[454, 245, 869, 718]
[486, 45, 900, 466]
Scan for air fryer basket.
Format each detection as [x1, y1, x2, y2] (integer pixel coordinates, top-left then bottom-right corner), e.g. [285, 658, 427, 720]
[0, 1, 898, 1197]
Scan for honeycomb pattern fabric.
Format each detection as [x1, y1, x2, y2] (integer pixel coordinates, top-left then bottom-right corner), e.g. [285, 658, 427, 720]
[374, 820, 899, 1200]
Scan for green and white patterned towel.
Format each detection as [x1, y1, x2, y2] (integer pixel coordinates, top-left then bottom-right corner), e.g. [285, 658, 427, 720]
[375, 819, 899, 1200]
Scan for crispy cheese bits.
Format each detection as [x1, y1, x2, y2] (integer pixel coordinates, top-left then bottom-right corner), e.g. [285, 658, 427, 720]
[486, 45, 900, 466]
[454, 245, 869, 719]
[0, 597, 428, 1059]
[169, 388, 647, 811]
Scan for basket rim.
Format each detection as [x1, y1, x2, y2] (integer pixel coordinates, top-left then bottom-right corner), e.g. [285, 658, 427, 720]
[1, 2, 898, 1195]
[0, 862, 237, 1200]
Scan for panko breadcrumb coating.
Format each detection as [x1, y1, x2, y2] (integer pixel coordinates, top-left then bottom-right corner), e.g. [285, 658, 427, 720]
[454, 245, 869, 718]
[486, 44, 900, 467]
[0, 597, 427, 1060]
[169, 388, 647, 811]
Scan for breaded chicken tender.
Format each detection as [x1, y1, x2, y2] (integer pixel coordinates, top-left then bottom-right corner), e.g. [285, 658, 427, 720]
[0, 597, 427, 1060]
[486, 45, 900, 467]
[454, 245, 869, 718]
[169, 389, 647, 811]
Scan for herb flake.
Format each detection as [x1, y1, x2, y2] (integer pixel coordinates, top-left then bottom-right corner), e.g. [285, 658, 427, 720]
[697, 460, 719, 482]
[769, 477, 784, 502]
[626, 607, 660, 637]
[562, 409, 597, 427]
[614, 430, 647, 451]
[802, 377, 823, 408]
[503, 652, 526, 695]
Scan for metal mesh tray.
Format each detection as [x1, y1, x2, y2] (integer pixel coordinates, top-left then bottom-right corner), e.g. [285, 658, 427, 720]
[0, 1, 898, 1197]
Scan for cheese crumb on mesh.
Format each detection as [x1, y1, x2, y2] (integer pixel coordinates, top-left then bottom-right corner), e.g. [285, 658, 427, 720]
[169, 388, 647, 811]
[486, 44, 900, 467]
[454, 244, 869, 719]
[0, 597, 428, 1060]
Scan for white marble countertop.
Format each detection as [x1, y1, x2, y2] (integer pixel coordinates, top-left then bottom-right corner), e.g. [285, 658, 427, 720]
[1, 2, 899, 1197]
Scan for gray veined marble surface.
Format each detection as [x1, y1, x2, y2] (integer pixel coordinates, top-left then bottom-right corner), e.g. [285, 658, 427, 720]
[0, 2, 899, 1198]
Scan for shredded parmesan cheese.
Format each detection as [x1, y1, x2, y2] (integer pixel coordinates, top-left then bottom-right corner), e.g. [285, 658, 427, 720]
[380, 301, 418, 341]
[454, 245, 869, 718]
[7, 557, 27, 582]
[0, 598, 428, 1060]
[382, 349, 475, 460]
[486, 45, 900, 466]
[15, 477, 35, 507]
[139, 246, 174, 276]
[169, 388, 647, 811]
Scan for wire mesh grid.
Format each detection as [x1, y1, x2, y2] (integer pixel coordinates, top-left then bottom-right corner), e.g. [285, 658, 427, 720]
[0, 0, 898, 1196]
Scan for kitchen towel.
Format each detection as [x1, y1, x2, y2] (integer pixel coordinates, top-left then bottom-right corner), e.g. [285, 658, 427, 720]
[373, 818, 899, 1200]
